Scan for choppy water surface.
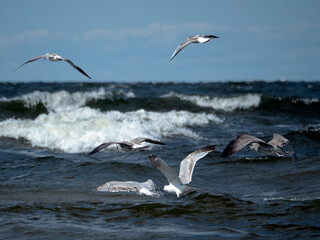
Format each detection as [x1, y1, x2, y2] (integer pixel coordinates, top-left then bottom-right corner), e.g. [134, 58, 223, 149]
[0, 81, 319, 239]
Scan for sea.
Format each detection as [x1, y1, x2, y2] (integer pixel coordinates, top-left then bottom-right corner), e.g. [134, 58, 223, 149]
[0, 81, 319, 239]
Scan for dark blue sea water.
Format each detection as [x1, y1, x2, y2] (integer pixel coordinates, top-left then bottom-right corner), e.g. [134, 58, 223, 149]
[0, 81, 320, 239]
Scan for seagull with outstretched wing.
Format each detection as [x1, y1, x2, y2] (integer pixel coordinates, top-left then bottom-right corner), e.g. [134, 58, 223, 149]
[88, 137, 165, 155]
[12, 53, 91, 79]
[170, 34, 219, 61]
[149, 145, 216, 197]
[221, 133, 297, 162]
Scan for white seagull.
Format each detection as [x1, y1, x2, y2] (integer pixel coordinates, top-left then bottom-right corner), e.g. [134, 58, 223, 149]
[96, 179, 161, 197]
[149, 145, 216, 198]
[12, 53, 91, 79]
[88, 137, 165, 155]
[221, 133, 297, 161]
[170, 34, 219, 61]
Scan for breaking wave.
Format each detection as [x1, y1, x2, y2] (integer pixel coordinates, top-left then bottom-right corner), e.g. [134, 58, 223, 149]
[161, 92, 261, 111]
[0, 88, 135, 112]
[0, 108, 223, 153]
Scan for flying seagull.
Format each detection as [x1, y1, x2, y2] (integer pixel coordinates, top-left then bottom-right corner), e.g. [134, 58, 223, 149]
[88, 137, 165, 155]
[12, 53, 91, 79]
[221, 133, 297, 161]
[169, 34, 219, 61]
[149, 145, 216, 198]
[96, 179, 162, 197]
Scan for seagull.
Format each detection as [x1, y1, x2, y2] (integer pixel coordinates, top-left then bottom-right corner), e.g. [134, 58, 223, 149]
[221, 133, 297, 161]
[149, 145, 216, 198]
[169, 34, 219, 61]
[96, 179, 162, 197]
[88, 137, 165, 155]
[12, 53, 91, 79]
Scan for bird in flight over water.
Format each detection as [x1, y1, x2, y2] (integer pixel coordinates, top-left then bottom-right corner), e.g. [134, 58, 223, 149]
[221, 133, 298, 162]
[12, 53, 91, 79]
[88, 137, 165, 155]
[149, 145, 216, 198]
[170, 34, 219, 61]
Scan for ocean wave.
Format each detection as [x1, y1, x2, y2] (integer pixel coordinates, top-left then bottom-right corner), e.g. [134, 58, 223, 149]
[278, 97, 319, 105]
[0, 88, 135, 112]
[263, 197, 320, 202]
[0, 108, 223, 153]
[161, 92, 261, 111]
[259, 96, 320, 117]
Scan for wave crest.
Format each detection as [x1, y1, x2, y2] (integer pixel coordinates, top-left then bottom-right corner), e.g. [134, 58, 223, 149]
[0, 88, 135, 112]
[0, 108, 222, 153]
[162, 92, 261, 111]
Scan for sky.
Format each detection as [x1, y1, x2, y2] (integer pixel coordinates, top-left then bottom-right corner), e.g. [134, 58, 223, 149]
[0, 0, 319, 82]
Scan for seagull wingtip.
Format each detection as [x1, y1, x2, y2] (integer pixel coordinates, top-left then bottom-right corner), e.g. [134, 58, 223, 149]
[88, 150, 96, 155]
[202, 145, 216, 152]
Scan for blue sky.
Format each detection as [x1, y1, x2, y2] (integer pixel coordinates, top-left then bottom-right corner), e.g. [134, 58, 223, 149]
[0, 0, 319, 82]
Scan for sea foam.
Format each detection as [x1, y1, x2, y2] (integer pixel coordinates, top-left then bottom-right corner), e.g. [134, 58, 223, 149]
[162, 92, 261, 111]
[0, 88, 135, 112]
[0, 108, 222, 153]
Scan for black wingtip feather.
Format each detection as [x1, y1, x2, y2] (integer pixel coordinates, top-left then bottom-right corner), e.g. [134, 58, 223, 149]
[221, 143, 236, 158]
[88, 149, 97, 155]
[201, 145, 216, 152]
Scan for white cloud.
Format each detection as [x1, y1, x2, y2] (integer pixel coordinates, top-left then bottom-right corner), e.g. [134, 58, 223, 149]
[0, 30, 50, 47]
[82, 22, 224, 42]
[245, 23, 320, 40]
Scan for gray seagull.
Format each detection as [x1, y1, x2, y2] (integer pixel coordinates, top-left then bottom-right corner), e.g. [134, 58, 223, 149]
[88, 137, 165, 155]
[221, 133, 297, 161]
[96, 179, 162, 197]
[12, 53, 91, 79]
[170, 34, 219, 61]
[149, 145, 216, 198]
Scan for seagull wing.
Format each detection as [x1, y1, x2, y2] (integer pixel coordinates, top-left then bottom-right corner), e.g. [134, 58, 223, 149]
[117, 142, 136, 151]
[131, 137, 165, 145]
[179, 145, 215, 185]
[62, 58, 91, 79]
[268, 133, 289, 147]
[203, 35, 219, 39]
[268, 134, 298, 162]
[96, 181, 140, 192]
[149, 155, 182, 186]
[88, 142, 118, 155]
[169, 38, 196, 61]
[221, 134, 267, 158]
[11, 55, 46, 73]
[143, 138, 165, 145]
[280, 142, 298, 163]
